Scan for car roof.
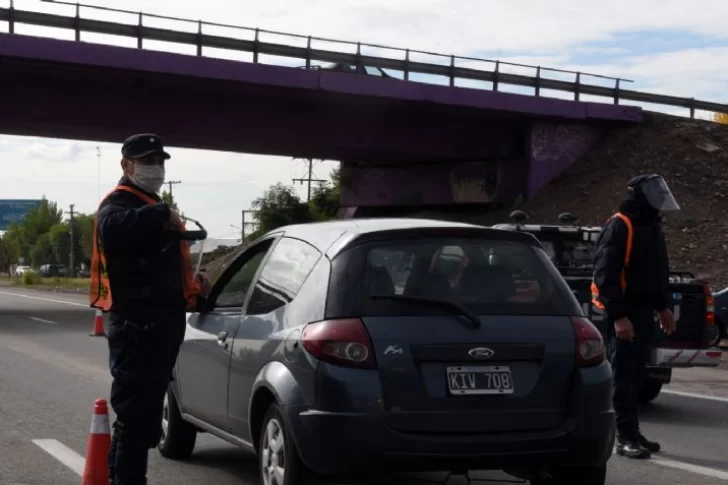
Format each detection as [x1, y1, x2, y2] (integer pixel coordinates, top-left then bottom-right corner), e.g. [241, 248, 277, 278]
[492, 223, 603, 233]
[260, 218, 541, 257]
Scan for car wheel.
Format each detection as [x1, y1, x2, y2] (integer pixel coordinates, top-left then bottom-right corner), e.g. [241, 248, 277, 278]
[716, 317, 727, 347]
[638, 381, 663, 405]
[531, 464, 606, 485]
[157, 387, 197, 460]
[259, 403, 316, 485]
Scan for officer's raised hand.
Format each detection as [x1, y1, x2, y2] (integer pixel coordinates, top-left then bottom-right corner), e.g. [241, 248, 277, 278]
[615, 317, 635, 341]
[658, 308, 676, 335]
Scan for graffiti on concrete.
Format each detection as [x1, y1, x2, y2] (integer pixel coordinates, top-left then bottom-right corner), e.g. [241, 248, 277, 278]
[449, 162, 502, 203]
[528, 121, 603, 196]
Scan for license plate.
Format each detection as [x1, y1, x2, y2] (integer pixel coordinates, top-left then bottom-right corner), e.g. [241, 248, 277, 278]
[446, 365, 514, 395]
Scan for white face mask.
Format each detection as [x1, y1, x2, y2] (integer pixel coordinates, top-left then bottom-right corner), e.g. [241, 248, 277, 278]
[131, 163, 165, 193]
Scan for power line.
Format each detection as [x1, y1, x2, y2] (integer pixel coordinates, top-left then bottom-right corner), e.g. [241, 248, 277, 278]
[166, 180, 182, 205]
[292, 158, 326, 201]
[241, 210, 258, 241]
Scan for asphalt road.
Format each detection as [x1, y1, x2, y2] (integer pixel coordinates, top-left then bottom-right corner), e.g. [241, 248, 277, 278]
[1, 288, 727, 485]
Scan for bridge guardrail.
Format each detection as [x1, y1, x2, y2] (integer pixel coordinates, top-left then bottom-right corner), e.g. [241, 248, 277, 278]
[2, 0, 727, 118]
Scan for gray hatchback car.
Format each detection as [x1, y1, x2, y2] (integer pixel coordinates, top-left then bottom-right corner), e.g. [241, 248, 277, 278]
[158, 218, 615, 485]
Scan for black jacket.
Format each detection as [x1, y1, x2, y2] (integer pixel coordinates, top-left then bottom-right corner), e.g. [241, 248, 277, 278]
[592, 195, 671, 321]
[97, 178, 200, 323]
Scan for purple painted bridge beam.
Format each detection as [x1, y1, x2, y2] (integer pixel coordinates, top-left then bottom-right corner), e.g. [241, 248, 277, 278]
[0, 32, 641, 161]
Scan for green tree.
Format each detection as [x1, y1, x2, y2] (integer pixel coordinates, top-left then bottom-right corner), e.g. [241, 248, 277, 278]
[0, 237, 10, 273]
[249, 183, 312, 239]
[49, 223, 70, 265]
[31, 232, 54, 268]
[75, 213, 96, 265]
[308, 168, 341, 221]
[23, 198, 64, 244]
[2, 224, 24, 264]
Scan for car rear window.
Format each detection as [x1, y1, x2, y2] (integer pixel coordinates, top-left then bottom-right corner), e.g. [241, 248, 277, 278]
[327, 236, 581, 317]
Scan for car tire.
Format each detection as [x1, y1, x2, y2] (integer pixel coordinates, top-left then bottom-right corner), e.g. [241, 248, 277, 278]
[531, 464, 606, 485]
[158, 387, 197, 460]
[715, 317, 727, 347]
[259, 403, 316, 485]
[639, 381, 663, 405]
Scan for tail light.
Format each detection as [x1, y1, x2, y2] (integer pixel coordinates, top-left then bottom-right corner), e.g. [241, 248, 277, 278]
[702, 284, 717, 347]
[301, 318, 376, 369]
[705, 284, 715, 328]
[570, 316, 606, 367]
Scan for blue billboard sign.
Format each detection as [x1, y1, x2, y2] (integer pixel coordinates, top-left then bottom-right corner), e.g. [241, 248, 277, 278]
[0, 199, 43, 230]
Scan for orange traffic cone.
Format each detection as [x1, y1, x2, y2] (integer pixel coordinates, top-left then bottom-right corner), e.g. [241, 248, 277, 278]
[81, 398, 111, 485]
[89, 309, 106, 337]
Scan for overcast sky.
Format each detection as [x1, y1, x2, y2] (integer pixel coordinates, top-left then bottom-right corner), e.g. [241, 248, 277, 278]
[2, 0, 727, 240]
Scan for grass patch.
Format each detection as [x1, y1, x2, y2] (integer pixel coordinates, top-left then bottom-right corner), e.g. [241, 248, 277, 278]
[1, 273, 89, 291]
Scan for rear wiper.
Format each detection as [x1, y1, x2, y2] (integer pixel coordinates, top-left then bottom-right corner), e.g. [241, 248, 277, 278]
[369, 294, 481, 329]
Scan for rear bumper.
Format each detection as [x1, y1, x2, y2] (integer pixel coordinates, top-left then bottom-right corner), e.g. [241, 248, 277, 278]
[649, 348, 723, 368]
[286, 407, 615, 477]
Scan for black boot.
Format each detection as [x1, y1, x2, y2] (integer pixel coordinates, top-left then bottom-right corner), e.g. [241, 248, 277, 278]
[616, 438, 651, 459]
[638, 434, 661, 453]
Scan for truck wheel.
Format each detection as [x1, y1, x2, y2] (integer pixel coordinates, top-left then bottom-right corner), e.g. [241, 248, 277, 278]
[639, 381, 663, 405]
[158, 387, 197, 460]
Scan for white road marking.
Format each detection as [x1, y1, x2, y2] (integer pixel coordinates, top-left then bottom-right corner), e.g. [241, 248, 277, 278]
[653, 457, 728, 481]
[0, 291, 88, 308]
[32, 439, 85, 476]
[28, 316, 58, 325]
[663, 389, 728, 403]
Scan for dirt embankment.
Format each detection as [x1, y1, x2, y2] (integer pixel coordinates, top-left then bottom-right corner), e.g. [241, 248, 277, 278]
[414, 112, 728, 289]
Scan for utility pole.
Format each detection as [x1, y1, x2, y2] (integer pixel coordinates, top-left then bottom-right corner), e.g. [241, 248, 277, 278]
[241, 210, 258, 241]
[69, 204, 75, 278]
[292, 158, 326, 201]
[166, 180, 182, 205]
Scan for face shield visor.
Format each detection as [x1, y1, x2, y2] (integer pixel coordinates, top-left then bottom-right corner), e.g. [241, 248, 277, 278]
[638, 176, 680, 212]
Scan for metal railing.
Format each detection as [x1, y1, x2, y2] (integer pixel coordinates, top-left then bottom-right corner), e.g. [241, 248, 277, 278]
[2, 0, 727, 118]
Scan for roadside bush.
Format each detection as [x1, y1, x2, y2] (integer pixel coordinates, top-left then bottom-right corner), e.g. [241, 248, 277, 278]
[23, 270, 41, 285]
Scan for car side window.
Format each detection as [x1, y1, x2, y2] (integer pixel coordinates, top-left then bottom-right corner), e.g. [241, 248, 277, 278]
[214, 245, 271, 309]
[246, 237, 321, 315]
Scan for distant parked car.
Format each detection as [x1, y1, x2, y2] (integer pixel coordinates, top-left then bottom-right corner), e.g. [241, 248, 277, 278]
[15, 265, 32, 276]
[159, 219, 614, 485]
[37, 264, 67, 277]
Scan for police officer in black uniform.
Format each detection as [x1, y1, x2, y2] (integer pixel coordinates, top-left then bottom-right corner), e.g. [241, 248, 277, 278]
[592, 174, 678, 459]
[96, 134, 210, 485]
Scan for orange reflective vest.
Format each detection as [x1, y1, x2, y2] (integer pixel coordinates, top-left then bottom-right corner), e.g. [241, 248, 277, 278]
[88, 185, 201, 312]
[590, 212, 633, 309]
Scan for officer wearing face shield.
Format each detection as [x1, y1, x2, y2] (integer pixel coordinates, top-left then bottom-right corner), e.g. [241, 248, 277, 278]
[88, 134, 211, 485]
[591, 174, 679, 460]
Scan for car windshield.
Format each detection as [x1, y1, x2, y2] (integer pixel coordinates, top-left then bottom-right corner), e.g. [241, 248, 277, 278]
[328, 236, 580, 317]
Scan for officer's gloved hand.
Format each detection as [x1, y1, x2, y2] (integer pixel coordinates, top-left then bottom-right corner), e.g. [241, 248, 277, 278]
[657, 309, 676, 335]
[614, 317, 635, 341]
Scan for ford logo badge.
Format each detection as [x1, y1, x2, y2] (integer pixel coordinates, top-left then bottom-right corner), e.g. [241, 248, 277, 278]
[468, 347, 494, 359]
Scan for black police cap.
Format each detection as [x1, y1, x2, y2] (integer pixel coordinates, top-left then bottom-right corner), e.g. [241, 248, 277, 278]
[121, 133, 171, 160]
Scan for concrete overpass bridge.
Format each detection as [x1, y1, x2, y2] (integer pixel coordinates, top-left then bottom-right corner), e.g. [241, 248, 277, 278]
[1, 1, 727, 214]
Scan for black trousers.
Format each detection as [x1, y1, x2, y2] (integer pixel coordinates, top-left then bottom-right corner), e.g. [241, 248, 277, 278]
[605, 305, 655, 441]
[107, 314, 184, 485]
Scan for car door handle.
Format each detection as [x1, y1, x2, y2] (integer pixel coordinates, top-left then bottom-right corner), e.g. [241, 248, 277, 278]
[217, 330, 228, 348]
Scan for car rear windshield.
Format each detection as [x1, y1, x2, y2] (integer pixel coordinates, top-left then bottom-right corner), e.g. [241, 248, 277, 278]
[326, 236, 582, 317]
